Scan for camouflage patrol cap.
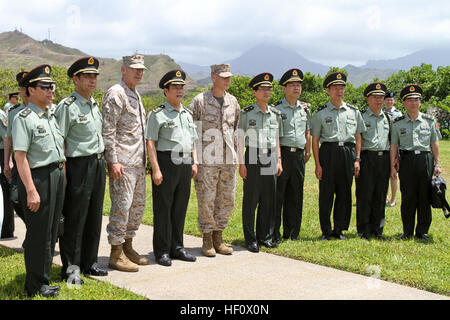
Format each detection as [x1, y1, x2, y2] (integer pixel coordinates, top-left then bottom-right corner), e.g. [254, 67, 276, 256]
[122, 54, 147, 70]
[211, 64, 233, 77]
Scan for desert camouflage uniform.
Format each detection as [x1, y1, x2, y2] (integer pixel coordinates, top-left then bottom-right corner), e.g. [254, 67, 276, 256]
[102, 80, 147, 246]
[190, 89, 240, 233]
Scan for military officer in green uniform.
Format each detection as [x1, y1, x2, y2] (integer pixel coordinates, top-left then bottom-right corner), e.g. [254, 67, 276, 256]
[146, 69, 198, 267]
[356, 82, 390, 240]
[390, 85, 442, 241]
[3, 92, 19, 113]
[0, 102, 15, 239]
[238, 72, 283, 252]
[3, 72, 28, 225]
[273, 68, 311, 243]
[55, 57, 108, 284]
[12, 64, 66, 297]
[311, 72, 366, 240]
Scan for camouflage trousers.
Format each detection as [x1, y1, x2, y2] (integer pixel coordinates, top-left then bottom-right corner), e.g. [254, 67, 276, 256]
[194, 165, 237, 234]
[107, 166, 146, 246]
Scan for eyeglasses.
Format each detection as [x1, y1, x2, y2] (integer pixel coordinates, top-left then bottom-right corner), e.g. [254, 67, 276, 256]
[37, 84, 57, 92]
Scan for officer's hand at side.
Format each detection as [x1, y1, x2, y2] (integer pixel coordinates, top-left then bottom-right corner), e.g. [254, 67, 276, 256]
[4, 164, 12, 180]
[390, 167, 398, 180]
[192, 164, 198, 179]
[27, 189, 40, 213]
[315, 165, 322, 180]
[434, 166, 442, 176]
[277, 161, 283, 177]
[239, 164, 247, 180]
[354, 161, 360, 178]
[108, 162, 125, 179]
[152, 169, 163, 186]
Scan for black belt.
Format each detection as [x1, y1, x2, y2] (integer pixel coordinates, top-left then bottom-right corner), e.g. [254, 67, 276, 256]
[281, 146, 304, 153]
[157, 150, 192, 159]
[246, 147, 276, 155]
[362, 150, 389, 156]
[67, 153, 104, 161]
[400, 150, 430, 156]
[31, 162, 65, 171]
[322, 141, 355, 148]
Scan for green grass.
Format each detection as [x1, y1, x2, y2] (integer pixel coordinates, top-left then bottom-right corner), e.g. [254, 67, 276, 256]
[106, 140, 450, 296]
[0, 246, 146, 300]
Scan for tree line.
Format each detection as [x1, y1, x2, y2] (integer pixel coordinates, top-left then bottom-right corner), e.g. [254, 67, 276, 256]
[1, 63, 448, 139]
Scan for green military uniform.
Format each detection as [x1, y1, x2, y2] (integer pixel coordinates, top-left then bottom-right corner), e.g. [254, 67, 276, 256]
[274, 68, 311, 242]
[391, 85, 441, 238]
[311, 72, 366, 239]
[355, 83, 390, 239]
[239, 73, 283, 250]
[12, 65, 66, 297]
[55, 56, 107, 281]
[146, 69, 198, 263]
[0, 108, 15, 238]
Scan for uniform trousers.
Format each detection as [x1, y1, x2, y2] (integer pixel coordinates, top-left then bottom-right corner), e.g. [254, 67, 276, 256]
[152, 151, 192, 258]
[0, 149, 14, 238]
[398, 151, 433, 236]
[107, 166, 146, 246]
[18, 163, 65, 295]
[355, 151, 390, 235]
[242, 148, 277, 245]
[275, 147, 305, 240]
[194, 165, 236, 234]
[59, 155, 106, 277]
[318, 142, 355, 236]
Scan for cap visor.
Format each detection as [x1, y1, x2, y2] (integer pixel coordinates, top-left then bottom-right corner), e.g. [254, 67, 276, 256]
[128, 64, 147, 70]
[218, 72, 233, 77]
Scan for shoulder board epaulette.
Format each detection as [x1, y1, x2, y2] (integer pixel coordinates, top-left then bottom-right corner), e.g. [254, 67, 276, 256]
[19, 108, 32, 118]
[361, 109, 367, 114]
[274, 100, 282, 106]
[393, 115, 405, 123]
[316, 104, 327, 112]
[153, 104, 165, 113]
[184, 107, 193, 115]
[64, 95, 76, 107]
[347, 103, 358, 110]
[8, 103, 21, 112]
[422, 113, 434, 121]
[243, 105, 254, 113]
[270, 107, 282, 115]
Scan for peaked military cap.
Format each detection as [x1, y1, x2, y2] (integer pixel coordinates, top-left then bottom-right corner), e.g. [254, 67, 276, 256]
[323, 72, 347, 88]
[8, 92, 19, 99]
[22, 64, 55, 86]
[364, 82, 387, 97]
[279, 68, 303, 86]
[159, 69, 186, 89]
[67, 56, 100, 78]
[400, 84, 423, 101]
[384, 91, 395, 99]
[249, 72, 273, 89]
[16, 71, 28, 87]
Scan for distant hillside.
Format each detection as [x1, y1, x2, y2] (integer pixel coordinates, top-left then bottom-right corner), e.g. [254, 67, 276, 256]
[344, 65, 398, 87]
[0, 30, 199, 92]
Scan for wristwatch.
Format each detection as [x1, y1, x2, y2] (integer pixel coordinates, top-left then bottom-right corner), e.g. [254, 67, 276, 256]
[305, 152, 311, 157]
[355, 157, 361, 162]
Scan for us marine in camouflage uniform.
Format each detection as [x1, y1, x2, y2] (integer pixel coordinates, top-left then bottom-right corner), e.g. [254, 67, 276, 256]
[102, 54, 148, 272]
[190, 64, 240, 257]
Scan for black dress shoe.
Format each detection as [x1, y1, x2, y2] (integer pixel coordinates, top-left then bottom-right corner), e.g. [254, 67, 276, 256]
[65, 275, 84, 285]
[415, 234, 429, 241]
[258, 240, 278, 248]
[321, 234, 331, 241]
[332, 232, 348, 240]
[247, 242, 259, 253]
[273, 238, 281, 245]
[83, 266, 108, 276]
[375, 234, 387, 241]
[360, 233, 370, 240]
[156, 254, 172, 266]
[171, 249, 196, 262]
[38, 288, 59, 298]
[399, 233, 413, 240]
[48, 285, 60, 291]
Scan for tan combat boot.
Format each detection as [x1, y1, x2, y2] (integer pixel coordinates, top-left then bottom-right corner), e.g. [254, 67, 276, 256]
[202, 232, 216, 257]
[109, 244, 139, 272]
[212, 231, 233, 255]
[123, 238, 148, 265]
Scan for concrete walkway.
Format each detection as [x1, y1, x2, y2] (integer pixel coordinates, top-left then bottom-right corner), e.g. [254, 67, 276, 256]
[1, 215, 448, 300]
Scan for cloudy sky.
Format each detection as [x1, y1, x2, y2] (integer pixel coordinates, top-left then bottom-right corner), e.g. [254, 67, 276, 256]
[0, 0, 449, 67]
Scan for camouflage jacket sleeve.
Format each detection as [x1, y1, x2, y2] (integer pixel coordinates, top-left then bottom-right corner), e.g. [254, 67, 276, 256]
[189, 93, 203, 122]
[102, 88, 123, 163]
